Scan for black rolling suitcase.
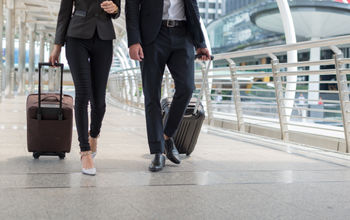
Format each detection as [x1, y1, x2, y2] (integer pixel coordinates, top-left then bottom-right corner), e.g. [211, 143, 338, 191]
[26, 63, 73, 159]
[162, 98, 205, 155]
[161, 55, 213, 156]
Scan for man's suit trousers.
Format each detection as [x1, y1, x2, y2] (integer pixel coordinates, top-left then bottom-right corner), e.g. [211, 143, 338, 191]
[140, 25, 195, 154]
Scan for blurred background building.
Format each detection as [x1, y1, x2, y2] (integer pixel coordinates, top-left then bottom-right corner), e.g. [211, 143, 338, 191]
[198, 0, 224, 24]
[208, 0, 350, 55]
[203, 0, 350, 125]
[225, 0, 258, 15]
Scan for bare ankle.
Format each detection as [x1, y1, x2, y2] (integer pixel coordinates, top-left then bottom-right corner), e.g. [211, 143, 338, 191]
[80, 151, 92, 158]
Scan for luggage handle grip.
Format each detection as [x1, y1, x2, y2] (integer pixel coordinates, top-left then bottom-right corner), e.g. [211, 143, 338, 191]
[37, 62, 64, 120]
[41, 95, 60, 102]
[194, 54, 214, 61]
[193, 54, 214, 115]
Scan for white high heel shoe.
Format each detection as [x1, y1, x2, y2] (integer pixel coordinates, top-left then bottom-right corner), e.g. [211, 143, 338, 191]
[81, 151, 96, 176]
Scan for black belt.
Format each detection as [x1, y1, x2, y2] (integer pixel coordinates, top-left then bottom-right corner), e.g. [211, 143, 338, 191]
[162, 20, 186, 28]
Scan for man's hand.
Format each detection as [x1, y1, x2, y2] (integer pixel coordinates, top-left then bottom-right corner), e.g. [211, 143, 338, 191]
[101, 1, 119, 14]
[196, 48, 211, 61]
[129, 43, 144, 61]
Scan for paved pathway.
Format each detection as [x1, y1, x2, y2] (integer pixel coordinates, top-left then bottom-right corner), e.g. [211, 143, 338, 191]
[1, 96, 350, 219]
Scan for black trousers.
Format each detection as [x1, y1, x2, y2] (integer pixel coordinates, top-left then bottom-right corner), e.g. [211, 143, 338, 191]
[141, 25, 195, 154]
[65, 31, 113, 151]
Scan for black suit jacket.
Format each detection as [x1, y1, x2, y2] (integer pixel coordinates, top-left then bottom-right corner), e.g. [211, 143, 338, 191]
[55, 0, 121, 45]
[125, 0, 206, 49]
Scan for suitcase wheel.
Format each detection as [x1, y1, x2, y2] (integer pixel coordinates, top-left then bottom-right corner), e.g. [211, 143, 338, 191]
[58, 153, 65, 160]
[32, 152, 66, 159]
[33, 152, 40, 159]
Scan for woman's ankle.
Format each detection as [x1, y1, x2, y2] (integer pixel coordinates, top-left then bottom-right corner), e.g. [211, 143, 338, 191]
[89, 137, 98, 153]
[88, 131, 100, 139]
[80, 152, 94, 167]
[80, 151, 92, 158]
[80, 150, 92, 160]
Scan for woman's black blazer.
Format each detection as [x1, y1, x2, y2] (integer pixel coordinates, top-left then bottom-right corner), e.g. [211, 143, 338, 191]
[54, 0, 121, 45]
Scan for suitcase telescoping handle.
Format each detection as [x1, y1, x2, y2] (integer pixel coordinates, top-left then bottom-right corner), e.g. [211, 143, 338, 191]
[193, 54, 214, 115]
[37, 62, 64, 120]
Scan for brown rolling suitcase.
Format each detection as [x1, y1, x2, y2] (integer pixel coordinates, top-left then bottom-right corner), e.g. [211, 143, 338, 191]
[161, 55, 213, 156]
[26, 63, 73, 159]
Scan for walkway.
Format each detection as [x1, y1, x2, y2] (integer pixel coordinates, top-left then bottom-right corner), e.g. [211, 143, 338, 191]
[0, 95, 350, 219]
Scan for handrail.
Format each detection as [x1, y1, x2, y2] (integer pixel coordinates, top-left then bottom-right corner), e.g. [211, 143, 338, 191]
[214, 35, 350, 60]
[108, 35, 350, 154]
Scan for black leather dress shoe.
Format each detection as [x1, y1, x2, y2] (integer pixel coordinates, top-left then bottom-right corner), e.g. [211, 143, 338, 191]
[164, 138, 181, 164]
[149, 153, 165, 172]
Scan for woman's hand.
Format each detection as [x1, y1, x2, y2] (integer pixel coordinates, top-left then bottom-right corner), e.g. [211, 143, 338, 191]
[100, 1, 119, 14]
[49, 45, 62, 66]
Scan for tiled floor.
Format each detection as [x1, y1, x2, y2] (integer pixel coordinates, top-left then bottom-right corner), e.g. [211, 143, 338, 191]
[1, 95, 350, 219]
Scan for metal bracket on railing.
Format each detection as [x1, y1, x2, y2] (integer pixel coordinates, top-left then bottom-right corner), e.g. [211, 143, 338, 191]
[227, 58, 245, 132]
[270, 55, 289, 141]
[332, 46, 350, 153]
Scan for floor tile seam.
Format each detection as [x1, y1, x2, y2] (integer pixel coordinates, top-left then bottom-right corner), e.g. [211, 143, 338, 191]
[1, 180, 350, 190]
[1, 168, 349, 175]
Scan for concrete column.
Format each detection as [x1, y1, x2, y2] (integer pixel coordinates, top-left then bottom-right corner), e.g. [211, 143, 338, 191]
[49, 39, 54, 55]
[0, 0, 4, 102]
[5, 0, 15, 98]
[28, 25, 36, 93]
[46, 37, 59, 92]
[39, 33, 45, 63]
[18, 19, 26, 95]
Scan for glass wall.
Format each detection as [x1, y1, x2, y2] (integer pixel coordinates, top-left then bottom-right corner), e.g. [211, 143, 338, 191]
[207, 0, 283, 54]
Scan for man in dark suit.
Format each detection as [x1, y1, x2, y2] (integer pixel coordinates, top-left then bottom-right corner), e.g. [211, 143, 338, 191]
[125, 0, 210, 172]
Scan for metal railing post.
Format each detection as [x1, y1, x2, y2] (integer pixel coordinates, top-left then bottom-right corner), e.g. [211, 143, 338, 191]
[120, 75, 124, 102]
[270, 55, 289, 141]
[200, 63, 214, 125]
[127, 71, 134, 106]
[227, 59, 245, 132]
[55, 67, 61, 92]
[162, 71, 168, 99]
[333, 49, 350, 153]
[135, 73, 141, 107]
[164, 70, 171, 98]
[48, 67, 54, 92]
[123, 73, 129, 104]
[116, 75, 122, 101]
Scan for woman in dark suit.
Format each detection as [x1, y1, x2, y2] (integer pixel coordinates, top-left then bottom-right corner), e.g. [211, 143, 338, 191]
[50, 0, 121, 176]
